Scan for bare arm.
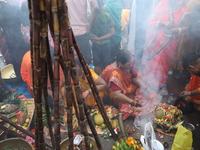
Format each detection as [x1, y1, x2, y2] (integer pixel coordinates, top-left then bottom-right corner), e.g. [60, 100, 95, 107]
[88, 0, 99, 33]
[83, 76, 108, 97]
[113, 90, 133, 104]
[180, 89, 200, 97]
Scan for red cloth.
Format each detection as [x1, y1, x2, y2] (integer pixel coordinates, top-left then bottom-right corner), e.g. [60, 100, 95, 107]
[110, 82, 121, 92]
[142, 0, 189, 89]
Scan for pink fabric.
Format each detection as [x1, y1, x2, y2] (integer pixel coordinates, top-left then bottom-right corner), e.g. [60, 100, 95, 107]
[67, 0, 91, 36]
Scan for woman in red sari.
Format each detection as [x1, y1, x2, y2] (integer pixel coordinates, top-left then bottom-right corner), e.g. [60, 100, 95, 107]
[142, 0, 190, 91]
[102, 50, 156, 120]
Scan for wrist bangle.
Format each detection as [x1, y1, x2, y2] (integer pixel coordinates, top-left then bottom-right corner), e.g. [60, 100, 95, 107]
[198, 87, 200, 92]
[189, 91, 191, 96]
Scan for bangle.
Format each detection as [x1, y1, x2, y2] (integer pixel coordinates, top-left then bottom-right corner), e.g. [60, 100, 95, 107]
[178, 28, 181, 34]
[189, 91, 191, 96]
[198, 87, 200, 92]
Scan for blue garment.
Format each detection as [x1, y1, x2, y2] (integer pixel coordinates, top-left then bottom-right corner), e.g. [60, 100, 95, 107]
[5, 81, 32, 98]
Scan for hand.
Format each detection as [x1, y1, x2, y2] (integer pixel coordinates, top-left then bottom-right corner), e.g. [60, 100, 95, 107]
[90, 34, 100, 41]
[180, 91, 191, 97]
[82, 89, 90, 98]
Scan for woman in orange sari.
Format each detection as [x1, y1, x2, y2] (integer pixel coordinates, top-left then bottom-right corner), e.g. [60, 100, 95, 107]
[102, 50, 156, 120]
[141, 0, 190, 91]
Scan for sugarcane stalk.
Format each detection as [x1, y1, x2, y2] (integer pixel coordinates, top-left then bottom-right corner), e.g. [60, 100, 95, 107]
[118, 113, 126, 139]
[0, 114, 35, 139]
[30, 0, 46, 149]
[40, 1, 55, 147]
[0, 124, 25, 138]
[51, 0, 61, 149]
[28, 0, 45, 149]
[83, 101, 102, 149]
[71, 30, 118, 140]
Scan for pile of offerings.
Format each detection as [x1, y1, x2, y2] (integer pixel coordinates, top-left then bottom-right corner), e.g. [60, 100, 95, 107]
[112, 137, 144, 150]
[0, 88, 33, 137]
[153, 103, 183, 132]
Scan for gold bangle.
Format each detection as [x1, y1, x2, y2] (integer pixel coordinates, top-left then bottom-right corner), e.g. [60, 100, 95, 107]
[198, 87, 200, 92]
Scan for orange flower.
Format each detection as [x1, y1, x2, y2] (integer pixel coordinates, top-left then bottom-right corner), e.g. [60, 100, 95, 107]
[126, 141, 131, 146]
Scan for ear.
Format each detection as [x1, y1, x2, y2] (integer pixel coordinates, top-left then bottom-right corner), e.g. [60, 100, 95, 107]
[188, 65, 195, 71]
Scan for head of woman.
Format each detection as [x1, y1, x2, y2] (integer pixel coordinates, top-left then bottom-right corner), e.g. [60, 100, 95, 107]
[116, 50, 133, 71]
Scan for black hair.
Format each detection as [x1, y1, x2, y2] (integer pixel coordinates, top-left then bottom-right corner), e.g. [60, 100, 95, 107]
[182, 51, 200, 70]
[115, 50, 131, 65]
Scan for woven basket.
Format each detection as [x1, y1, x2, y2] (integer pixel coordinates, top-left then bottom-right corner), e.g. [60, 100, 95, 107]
[17, 98, 35, 133]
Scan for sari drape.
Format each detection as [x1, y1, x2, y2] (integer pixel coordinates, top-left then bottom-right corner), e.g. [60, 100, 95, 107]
[102, 65, 155, 120]
[142, 0, 189, 90]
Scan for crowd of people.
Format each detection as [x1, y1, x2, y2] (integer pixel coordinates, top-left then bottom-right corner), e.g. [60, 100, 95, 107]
[1, 0, 200, 120]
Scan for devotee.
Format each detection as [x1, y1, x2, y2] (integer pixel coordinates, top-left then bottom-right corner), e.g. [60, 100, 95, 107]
[141, 0, 190, 92]
[20, 50, 64, 97]
[102, 50, 156, 120]
[180, 51, 200, 111]
[89, 0, 115, 75]
[61, 58, 108, 108]
[0, 0, 29, 81]
[103, 0, 123, 61]
[66, 0, 99, 64]
[172, 0, 200, 79]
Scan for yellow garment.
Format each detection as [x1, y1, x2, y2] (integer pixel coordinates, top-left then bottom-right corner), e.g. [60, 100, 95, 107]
[79, 69, 105, 107]
[121, 9, 130, 30]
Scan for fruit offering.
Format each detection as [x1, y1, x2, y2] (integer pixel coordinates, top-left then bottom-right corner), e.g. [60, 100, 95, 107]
[112, 137, 144, 150]
[153, 103, 183, 132]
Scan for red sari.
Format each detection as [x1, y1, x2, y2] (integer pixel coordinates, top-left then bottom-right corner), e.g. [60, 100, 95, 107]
[102, 65, 155, 120]
[142, 0, 189, 90]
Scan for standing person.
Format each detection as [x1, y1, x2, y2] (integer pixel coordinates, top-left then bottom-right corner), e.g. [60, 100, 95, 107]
[66, 0, 99, 64]
[0, 0, 29, 82]
[89, 0, 115, 75]
[172, 0, 200, 79]
[141, 0, 190, 92]
[104, 0, 123, 60]
[180, 52, 200, 111]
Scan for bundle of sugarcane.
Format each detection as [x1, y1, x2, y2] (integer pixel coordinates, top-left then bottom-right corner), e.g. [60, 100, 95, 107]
[27, 0, 117, 149]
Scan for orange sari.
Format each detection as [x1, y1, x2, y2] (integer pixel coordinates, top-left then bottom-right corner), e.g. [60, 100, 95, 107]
[102, 65, 155, 120]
